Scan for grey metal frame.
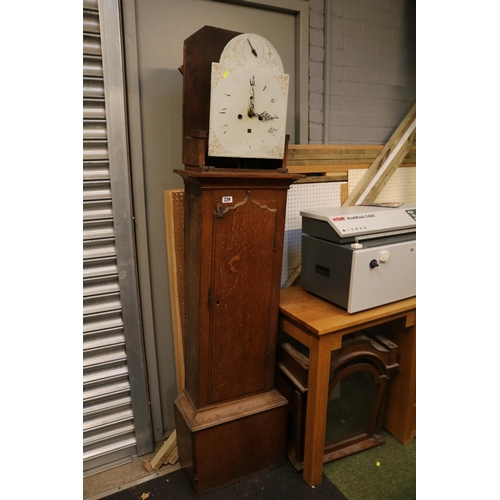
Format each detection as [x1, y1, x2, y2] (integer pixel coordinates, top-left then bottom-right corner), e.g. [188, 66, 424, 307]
[97, 0, 154, 455]
[120, 0, 164, 443]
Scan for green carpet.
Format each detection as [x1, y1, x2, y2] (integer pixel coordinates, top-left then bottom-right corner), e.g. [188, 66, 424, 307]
[323, 431, 416, 500]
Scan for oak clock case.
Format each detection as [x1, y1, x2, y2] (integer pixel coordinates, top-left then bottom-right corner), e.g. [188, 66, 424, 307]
[174, 26, 303, 496]
[208, 33, 289, 160]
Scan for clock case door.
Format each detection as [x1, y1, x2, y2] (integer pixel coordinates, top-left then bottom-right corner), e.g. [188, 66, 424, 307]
[179, 25, 289, 172]
[210, 187, 279, 402]
[176, 170, 300, 409]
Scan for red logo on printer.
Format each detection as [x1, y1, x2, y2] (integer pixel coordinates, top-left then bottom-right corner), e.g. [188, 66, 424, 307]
[332, 217, 345, 222]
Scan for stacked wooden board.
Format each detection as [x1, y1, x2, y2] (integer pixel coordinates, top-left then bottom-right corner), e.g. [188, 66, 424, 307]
[286, 144, 415, 179]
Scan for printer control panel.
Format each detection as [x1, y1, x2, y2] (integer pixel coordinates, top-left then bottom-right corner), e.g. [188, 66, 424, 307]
[329, 208, 415, 238]
[301, 204, 416, 240]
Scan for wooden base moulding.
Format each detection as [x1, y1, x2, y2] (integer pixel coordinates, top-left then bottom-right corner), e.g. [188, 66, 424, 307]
[174, 390, 288, 496]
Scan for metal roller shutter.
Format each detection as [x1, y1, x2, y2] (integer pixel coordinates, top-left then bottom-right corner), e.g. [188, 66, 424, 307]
[83, 0, 152, 476]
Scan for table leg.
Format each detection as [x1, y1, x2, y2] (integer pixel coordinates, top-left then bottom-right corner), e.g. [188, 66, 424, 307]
[302, 336, 332, 487]
[382, 314, 416, 444]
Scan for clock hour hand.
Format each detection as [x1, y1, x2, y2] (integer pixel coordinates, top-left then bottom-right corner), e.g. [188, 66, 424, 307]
[248, 75, 256, 117]
[248, 96, 256, 118]
[249, 95, 255, 112]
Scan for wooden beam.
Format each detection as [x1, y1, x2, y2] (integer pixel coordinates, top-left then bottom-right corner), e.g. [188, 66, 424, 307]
[342, 104, 416, 206]
[150, 430, 177, 471]
[286, 162, 414, 175]
[285, 144, 415, 176]
[362, 127, 416, 204]
[164, 190, 186, 396]
[167, 446, 179, 465]
[287, 144, 415, 161]
[340, 183, 349, 205]
[293, 174, 347, 183]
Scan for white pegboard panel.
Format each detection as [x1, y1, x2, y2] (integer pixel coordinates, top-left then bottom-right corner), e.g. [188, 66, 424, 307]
[281, 182, 344, 286]
[348, 167, 416, 204]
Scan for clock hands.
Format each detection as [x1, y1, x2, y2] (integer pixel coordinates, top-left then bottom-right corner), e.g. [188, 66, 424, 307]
[247, 38, 257, 57]
[247, 75, 279, 120]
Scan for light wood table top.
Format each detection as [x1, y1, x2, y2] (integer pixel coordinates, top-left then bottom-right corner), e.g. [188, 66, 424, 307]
[280, 286, 416, 337]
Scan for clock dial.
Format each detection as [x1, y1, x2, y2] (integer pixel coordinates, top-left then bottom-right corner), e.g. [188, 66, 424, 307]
[208, 33, 289, 160]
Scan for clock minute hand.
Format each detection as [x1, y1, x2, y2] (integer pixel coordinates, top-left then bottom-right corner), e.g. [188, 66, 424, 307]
[247, 38, 258, 57]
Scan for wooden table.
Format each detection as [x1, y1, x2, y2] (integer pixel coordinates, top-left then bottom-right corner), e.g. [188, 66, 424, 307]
[279, 286, 416, 487]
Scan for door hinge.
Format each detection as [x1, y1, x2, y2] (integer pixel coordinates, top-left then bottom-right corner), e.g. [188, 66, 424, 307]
[273, 236, 277, 250]
[207, 288, 212, 310]
[265, 351, 269, 365]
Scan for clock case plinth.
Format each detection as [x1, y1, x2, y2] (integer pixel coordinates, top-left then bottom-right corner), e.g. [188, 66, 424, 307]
[174, 26, 303, 495]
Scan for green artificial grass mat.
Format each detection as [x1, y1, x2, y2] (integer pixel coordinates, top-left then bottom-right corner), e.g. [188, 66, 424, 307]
[323, 430, 416, 500]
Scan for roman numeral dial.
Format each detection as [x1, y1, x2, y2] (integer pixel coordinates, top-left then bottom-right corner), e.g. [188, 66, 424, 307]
[208, 33, 289, 160]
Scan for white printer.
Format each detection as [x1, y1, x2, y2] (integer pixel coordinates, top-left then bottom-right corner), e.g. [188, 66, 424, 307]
[300, 204, 416, 313]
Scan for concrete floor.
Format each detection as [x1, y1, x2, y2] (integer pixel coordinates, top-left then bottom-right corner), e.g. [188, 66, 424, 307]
[83, 441, 181, 500]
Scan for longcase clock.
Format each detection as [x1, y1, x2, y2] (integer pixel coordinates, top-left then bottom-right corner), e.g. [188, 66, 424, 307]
[174, 26, 303, 495]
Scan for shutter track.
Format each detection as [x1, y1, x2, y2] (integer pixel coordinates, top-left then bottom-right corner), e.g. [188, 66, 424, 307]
[83, 0, 137, 475]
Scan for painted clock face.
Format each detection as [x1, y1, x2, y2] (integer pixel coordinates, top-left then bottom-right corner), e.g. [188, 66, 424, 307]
[208, 34, 289, 160]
